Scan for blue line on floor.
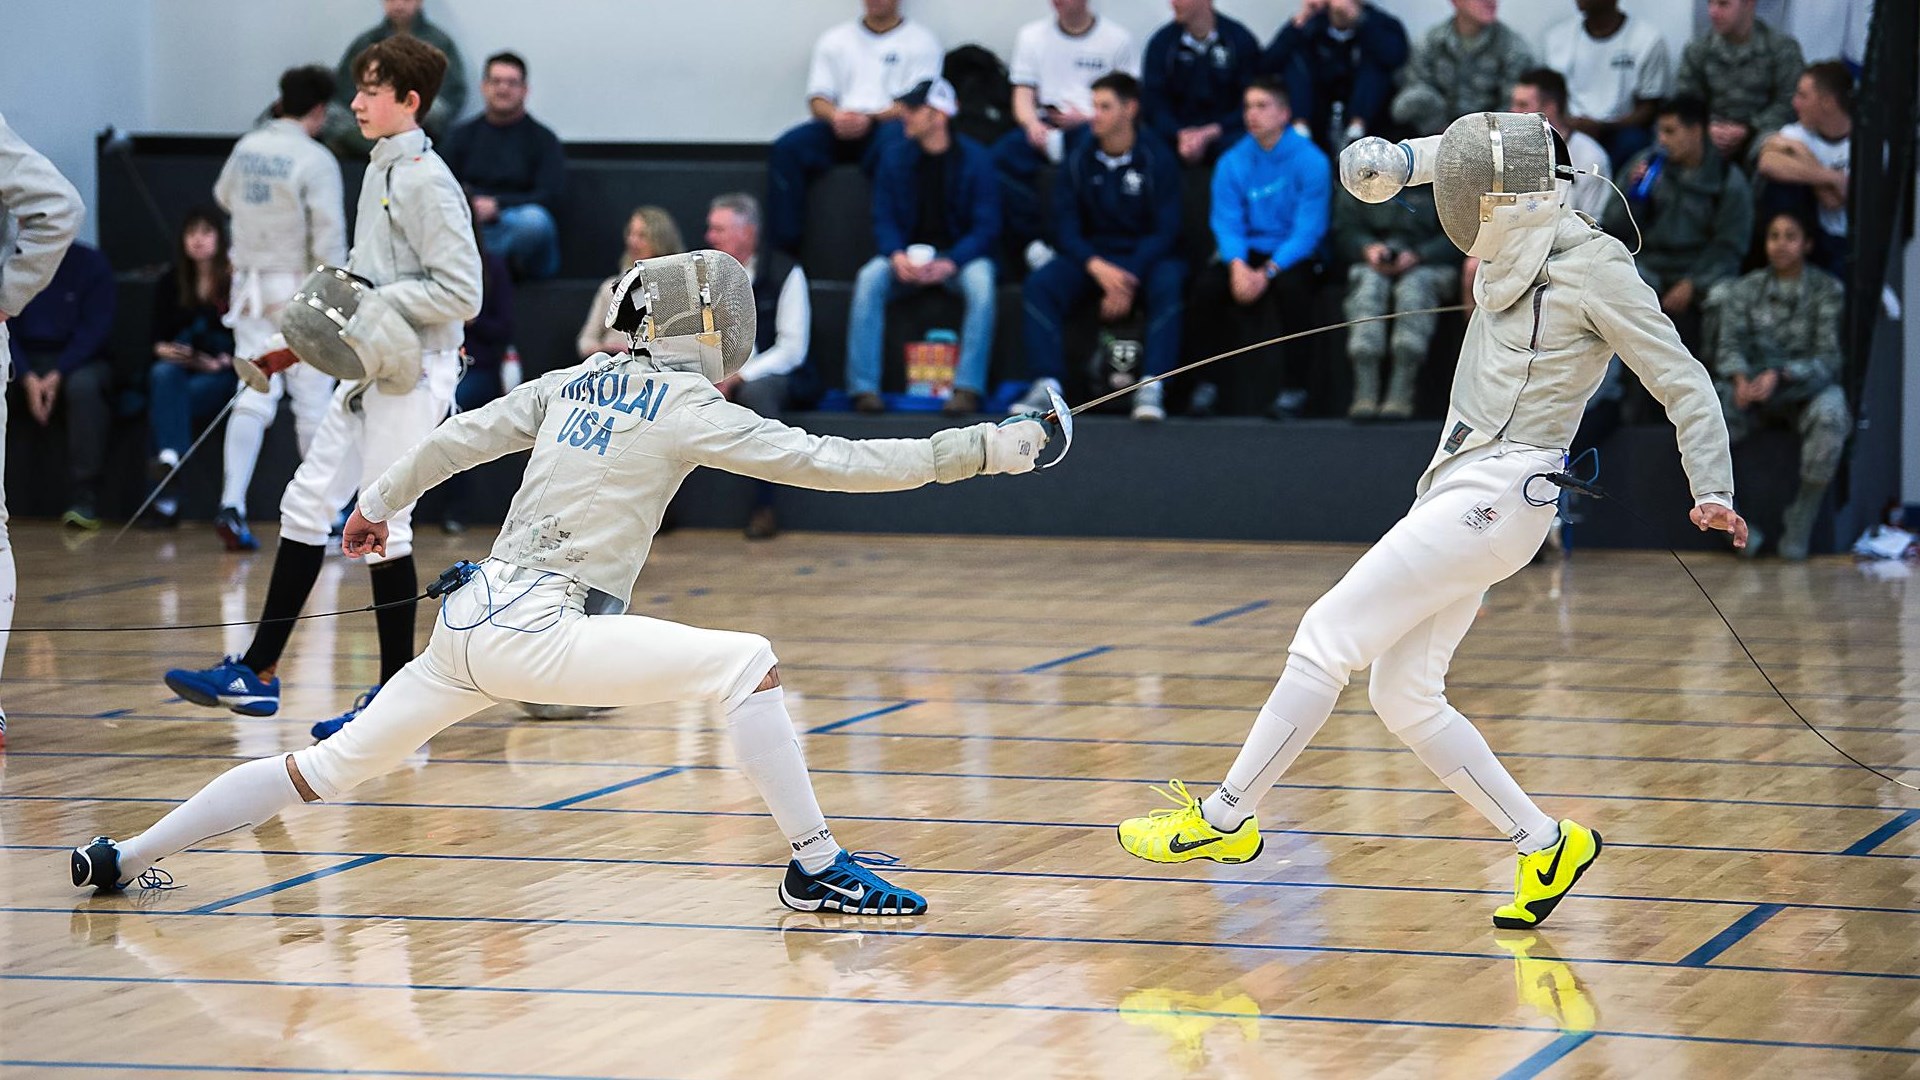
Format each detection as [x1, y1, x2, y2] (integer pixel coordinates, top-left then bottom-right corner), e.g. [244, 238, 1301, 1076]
[3, 972, 1916, 1057]
[1495, 1031, 1597, 1080]
[537, 767, 686, 811]
[1842, 809, 1920, 856]
[1021, 646, 1114, 674]
[41, 576, 167, 602]
[183, 854, 390, 916]
[0, 1062, 671, 1080]
[1192, 599, 1272, 626]
[806, 700, 922, 734]
[1677, 904, 1787, 967]
[90, 708, 133, 718]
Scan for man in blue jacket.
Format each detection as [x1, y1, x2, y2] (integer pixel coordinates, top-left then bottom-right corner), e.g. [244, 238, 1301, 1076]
[1015, 72, 1182, 422]
[1264, 0, 1409, 151]
[1188, 77, 1328, 416]
[8, 241, 116, 529]
[845, 78, 1000, 416]
[1142, 0, 1262, 165]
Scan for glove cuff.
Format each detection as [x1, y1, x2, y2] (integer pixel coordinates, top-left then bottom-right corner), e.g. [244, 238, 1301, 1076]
[929, 425, 988, 483]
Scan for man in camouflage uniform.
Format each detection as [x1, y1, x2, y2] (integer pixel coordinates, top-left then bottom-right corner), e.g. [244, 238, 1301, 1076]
[1391, 0, 1534, 139]
[1709, 211, 1847, 560]
[1605, 96, 1752, 350]
[1675, 0, 1803, 164]
[1334, 180, 1459, 419]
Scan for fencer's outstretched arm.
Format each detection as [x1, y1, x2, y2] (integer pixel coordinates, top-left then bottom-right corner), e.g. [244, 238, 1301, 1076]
[1580, 251, 1735, 504]
[0, 112, 83, 317]
[671, 393, 1024, 491]
[358, 369, 565, 522]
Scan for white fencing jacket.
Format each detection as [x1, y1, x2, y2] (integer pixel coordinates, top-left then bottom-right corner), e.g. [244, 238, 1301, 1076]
[213, 118, 348, 275]
[0, 111, 82, 318]
[347, 128, 481, 354]
[360, 350, 993, 600]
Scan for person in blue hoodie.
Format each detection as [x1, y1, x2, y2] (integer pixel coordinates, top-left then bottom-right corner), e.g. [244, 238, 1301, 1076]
[1187, 77, 1329, 417]
[1014, 72, 1182, 422]
[845, 78, 1000, 417]
[1141, 0, 1262, 165]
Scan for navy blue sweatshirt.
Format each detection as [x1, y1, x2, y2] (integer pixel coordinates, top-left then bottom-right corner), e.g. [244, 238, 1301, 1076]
[1142, 15, 1262, 144]
[1265, 4, 1409, 143]
[8, 242, 115, 375]
[1052, 134, 1182, 276]
[439, 112, 566, 211]
[871, 133, 1001, 267]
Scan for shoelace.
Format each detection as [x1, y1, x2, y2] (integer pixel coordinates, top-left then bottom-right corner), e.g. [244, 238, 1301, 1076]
[134, 867, 181, 891]
[1145, 779, 1203, 819]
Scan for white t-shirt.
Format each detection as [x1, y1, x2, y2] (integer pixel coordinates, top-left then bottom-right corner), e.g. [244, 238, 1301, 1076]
[1009, 16, 1139, 116]
[1775, 121, 1850, 236]
[1542, 16, 1672, 124]
[1566, 129, 1614, 220]
[805, 18, 943, 115]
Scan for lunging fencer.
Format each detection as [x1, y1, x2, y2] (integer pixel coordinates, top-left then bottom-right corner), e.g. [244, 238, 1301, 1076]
[73, 248, 1052, 915]
[209, 65, 349, 553]
[1117, 112, 1748, 929]
[164, 36, 478, 736]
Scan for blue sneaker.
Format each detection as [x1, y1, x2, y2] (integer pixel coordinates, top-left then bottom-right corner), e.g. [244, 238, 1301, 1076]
[311, 685, 379, 743]
[778, 850, 928, 916]
[165, 657, 280, 717]
[214, 506, 260, 552]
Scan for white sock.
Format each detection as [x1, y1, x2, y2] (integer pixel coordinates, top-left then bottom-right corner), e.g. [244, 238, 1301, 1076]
[1202, 657, 1343, 832]
[221, 409, 270, 515]
[727, 685, 841, 873]
[0, 545, 15, 683]
[1401, 707, 1559, 853]
[117, 754, 303, 883]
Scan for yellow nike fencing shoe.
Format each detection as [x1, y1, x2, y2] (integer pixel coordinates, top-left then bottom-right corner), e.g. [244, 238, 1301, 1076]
[1492, 819, 1602, 929]
[1117, 780, 1264, 864]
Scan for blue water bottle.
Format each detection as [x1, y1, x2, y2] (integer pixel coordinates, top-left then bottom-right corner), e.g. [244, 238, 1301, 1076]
[1629, 152, 1665, 202]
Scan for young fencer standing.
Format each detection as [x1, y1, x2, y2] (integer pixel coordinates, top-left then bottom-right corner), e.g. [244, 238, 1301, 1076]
[74, 249, 1051, 915]
[1118, 113, 1748, 929]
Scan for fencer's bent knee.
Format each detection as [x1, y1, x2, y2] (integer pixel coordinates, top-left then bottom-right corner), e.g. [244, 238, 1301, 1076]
[1368, 675, 1449, 740]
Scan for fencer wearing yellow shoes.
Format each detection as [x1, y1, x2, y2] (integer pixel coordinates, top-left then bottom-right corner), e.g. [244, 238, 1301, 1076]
[72, 249, 1051, 916]
[1120, 113, 1747, 929]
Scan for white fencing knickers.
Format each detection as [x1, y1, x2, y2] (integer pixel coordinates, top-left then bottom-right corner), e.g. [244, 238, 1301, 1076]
[291, 561, 779, 801]
[277, 348, 459, 563]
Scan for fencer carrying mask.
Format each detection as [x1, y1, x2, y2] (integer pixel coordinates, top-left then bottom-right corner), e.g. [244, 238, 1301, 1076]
[273, 265, 423, 393]
[604, 249, 757, 383]
[1340, 112, 1574, 311]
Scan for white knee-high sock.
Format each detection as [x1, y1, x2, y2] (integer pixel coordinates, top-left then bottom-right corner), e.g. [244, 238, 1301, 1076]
[0, 545, 15, 682]
[727, 685, 841, 873]
[117, 755, 303, 883]
[1202, 657, 1344, 831]
[221, 410, 270, 514]
[1401, 707, 1559, 852]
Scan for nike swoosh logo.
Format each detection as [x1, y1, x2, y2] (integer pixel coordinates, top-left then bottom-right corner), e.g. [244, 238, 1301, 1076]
[818, 880, 865, 902]
[1168, 834, 1222, 854]
[1535, 840, 1568, 887]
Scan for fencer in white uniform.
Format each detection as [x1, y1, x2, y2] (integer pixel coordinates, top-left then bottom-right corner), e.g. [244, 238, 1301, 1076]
[1117, 113, 1748, 930]
[75, 250, 1051, 915]
[210, 66, 348, 551]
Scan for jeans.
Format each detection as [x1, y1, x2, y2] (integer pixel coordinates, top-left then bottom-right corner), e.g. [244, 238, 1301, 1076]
[766, 119, 898, 253]
[148, 360, 239, 458]
[844, 256, 997, 397]
[1021, 256, 1186, 382]
[483, 203, 560, 280]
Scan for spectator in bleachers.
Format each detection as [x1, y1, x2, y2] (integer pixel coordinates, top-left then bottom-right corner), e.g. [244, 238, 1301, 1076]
[1675, 0, 1803, 166]
[7, 242, 116, 529]
[1390, 0, 1535, 139]
[1141, 0, 1261, 165]
[1707, 0, 1873, 71]
[1332, 147, 1459, 420]
[1262, 0, 1409, 152]
[846, 79, 999, 417]
[766, 0, 942, 254]
[1015, 73, 1181, 422]
[323, 0, 467, 156]
[1543, 0, 1672, 165]
[1185, 78, 1327, 418]
[993, 0, 1139, 261]
[1606, 96, 1753, 348]
[1754, 61, 1851, 276]
[1464, 68, 1614, 313]
[145, 209, 236, 528]
[577, 206, 685, 360]
[442, 225, 514, 535]
[1710, 211, 1847, 560]
[440, 52, 565, 281]
[706, 193, 811, 539]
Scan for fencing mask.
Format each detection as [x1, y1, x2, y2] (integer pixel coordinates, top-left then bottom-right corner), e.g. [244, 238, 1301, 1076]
[1431, 111, 1567, 259]
[604, 249, 757, 383]
[279, 266, 423, 392]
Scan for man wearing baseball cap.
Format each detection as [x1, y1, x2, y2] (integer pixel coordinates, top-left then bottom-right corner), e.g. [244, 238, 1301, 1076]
[845, 77, 1002, 416]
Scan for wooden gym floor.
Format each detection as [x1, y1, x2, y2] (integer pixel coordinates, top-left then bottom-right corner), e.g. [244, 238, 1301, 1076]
[2, 522, 1917, 1079]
